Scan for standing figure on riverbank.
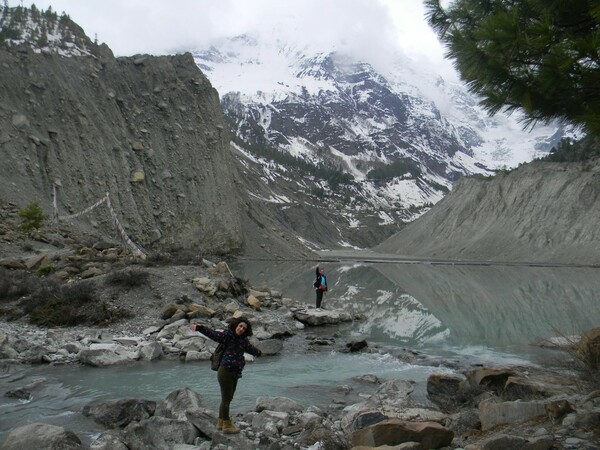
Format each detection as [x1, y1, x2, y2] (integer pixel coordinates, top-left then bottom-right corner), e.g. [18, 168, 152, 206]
[190, 317, 262, 434]
[314, 263, 328, 309]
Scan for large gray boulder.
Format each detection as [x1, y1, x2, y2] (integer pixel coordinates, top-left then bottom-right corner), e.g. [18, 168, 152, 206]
[479, 397, 547, 431]
[0, 423, 83, 450]
[255, 396, 304, 413]
[82, 398, 156, 428]
[293, 308, 353, 326]
[351, 419, 453, 449]
[121, 416, 199, 450]
[155, 387, 203, 420]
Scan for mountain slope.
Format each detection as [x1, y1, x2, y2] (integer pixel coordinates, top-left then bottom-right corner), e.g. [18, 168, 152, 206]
[375, 160, 600, 265]
[193, 35, 575, 236]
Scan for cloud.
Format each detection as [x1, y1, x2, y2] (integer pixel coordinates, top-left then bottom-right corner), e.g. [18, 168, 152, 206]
[24, 0, 456, 78]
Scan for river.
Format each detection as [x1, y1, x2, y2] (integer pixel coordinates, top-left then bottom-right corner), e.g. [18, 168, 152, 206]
[1, 259, 599, 444]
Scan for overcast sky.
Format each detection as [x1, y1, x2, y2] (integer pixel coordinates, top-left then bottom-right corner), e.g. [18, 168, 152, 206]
[22, 0, 458, 79]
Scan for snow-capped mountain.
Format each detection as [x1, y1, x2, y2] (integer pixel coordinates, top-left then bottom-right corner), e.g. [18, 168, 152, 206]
[193, 34, 573, 223]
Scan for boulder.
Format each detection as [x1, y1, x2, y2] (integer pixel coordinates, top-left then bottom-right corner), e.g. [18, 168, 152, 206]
[0, 423, 83, 450]
[479, 397, 547, 431]
[155, 387, 203, 421]
[351, 419, 453, 449]
[121, 416, 199, 450]
[247, 294, 261, 310]
[82, 398, 156, 428]
[184, 409, 219, 439]
[255, 396, 304, 413]
[79, 348, 139, 366]
[579, 327, 600, 370]
[427, 373, 465, 398]
[138, 342, 163, 361]
[252, 410, 290, 434]
[255, 339, 283, 355]
[89, 431, 129, 450]
[293, 308, 353, 326]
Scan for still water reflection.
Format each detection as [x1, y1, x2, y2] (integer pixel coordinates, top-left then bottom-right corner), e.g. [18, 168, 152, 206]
[231, 260, 600, 353]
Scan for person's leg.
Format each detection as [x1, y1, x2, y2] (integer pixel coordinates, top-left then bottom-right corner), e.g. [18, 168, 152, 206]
[316, 289, 323, 308]
[217, 367, 240, 433]
[217, 366, 236, 420]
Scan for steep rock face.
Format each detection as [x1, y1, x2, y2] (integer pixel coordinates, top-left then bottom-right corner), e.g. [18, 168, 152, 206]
[376, 161, 600, 265]
[0, 46, 243, 254]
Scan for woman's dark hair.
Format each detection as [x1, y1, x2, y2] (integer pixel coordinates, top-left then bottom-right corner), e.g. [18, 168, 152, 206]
[227, 316, 253, 337]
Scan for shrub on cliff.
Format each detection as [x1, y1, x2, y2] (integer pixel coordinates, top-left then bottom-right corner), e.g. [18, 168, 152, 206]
[17, 201, 47, 233]
[105, 267, 150, 287]
[22, 281, 132, 326]
[0, 268, 37, 302]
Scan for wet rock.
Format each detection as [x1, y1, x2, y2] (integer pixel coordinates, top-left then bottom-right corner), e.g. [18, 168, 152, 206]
[0, 422, 83, 450]
[155, 387, 203, 421]
[82, 398, 156, 428]
[120, 416, 199, 449]
[255, 339, 283, 355]
[255, 396, 304, 414]
[351, 419, 453, 449]
[479, 397, 547, 431]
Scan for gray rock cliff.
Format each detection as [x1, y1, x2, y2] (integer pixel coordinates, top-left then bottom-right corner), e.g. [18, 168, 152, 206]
[376, 161, 600, 265]
[0, 46, 244, 254]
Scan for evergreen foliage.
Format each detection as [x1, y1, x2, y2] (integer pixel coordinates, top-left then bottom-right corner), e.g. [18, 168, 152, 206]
[366, 158, 421, 181]
[425, 0, 600, 137]
[231, 134, 354, 190]
[540, 135, 600, 162]
[18, 201, 47, 233]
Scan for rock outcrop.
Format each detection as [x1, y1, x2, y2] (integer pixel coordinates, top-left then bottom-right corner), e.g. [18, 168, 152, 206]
[377, 160, 600, 265]
[0, 45, 242, 255]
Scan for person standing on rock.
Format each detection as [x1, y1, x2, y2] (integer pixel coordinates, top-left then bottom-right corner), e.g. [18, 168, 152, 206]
[190, 317, 262, 434]
[314, 263, 328, 309]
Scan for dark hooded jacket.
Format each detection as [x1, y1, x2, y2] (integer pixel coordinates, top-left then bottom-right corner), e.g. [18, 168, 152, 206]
[195, 324, 261, 379]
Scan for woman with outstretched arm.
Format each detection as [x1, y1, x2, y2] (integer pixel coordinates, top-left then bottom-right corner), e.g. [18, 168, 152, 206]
[190, 317, 261, 434]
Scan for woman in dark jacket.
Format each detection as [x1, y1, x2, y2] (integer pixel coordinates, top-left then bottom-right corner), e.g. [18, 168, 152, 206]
[190, 317, 261, 434]
[314, 263, 327, 309]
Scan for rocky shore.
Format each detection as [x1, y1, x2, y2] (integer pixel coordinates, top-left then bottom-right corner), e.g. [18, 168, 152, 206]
[1, 217, 599, 449]
[1, 262, 600, 449]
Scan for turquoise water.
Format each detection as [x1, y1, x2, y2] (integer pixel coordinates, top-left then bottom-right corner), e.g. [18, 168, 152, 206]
[2, 261, 600, 444]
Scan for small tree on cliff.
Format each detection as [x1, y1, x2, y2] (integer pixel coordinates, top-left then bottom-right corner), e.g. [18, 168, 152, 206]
[18, 201, 47, 233]
[425, 0, 600, 136]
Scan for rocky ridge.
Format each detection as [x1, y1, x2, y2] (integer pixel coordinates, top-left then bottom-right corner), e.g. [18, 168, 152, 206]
[377, 160, 600, 266]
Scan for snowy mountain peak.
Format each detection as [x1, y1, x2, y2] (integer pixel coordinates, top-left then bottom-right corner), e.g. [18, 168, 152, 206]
[193, 33, 577, 229]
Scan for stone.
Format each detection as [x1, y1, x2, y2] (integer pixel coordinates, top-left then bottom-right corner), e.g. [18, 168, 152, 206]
[255, 396, 304, 413]
[351, 419, 453, 449]
[479, 397, 547, 431]
[427, 373, 465, 398]
[247, 294, 261, 310]
[83, 399, 156, 428]
[0, 423, 83, 450]
[155, 387, 203, 421]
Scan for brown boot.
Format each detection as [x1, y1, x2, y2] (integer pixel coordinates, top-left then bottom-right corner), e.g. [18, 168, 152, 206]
[216, 418, 223, 430]
[222, 419, 240, 434]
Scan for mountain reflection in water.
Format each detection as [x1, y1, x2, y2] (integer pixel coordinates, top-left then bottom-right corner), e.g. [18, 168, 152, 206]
[231, 260, 600, 353]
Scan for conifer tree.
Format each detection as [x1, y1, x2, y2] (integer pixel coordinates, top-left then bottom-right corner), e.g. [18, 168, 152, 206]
[37, 21, 47, 47]
[425, 0, 600, 137]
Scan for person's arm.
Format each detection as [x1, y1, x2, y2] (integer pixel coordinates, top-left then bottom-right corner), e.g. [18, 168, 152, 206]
[315, 264, 319, 278]
[244, 340, 262, 357]
[191, 323, 227, 344]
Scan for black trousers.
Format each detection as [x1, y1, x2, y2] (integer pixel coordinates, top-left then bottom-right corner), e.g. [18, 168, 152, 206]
[316, 289, 324, 308]
[217, 366, 238, 420]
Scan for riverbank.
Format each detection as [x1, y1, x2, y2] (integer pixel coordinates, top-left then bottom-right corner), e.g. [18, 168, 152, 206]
[1, 257, 600, 449]
[1, 221, 599, 448]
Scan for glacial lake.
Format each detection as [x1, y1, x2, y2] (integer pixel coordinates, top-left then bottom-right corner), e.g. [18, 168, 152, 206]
[1, 259, 599, 444]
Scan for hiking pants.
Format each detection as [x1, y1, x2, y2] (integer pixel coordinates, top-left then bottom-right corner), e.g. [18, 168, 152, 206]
[217, 366, 238, 420]
[316, 289, 324, 308]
